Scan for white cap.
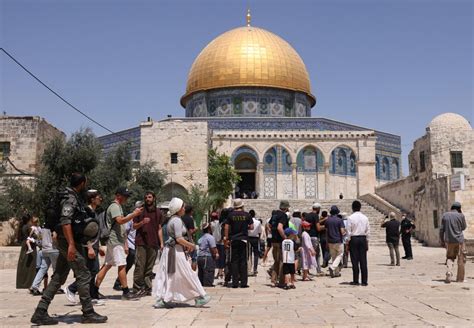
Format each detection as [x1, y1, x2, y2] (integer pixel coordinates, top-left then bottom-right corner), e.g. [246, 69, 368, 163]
[312, 203, 321, 209]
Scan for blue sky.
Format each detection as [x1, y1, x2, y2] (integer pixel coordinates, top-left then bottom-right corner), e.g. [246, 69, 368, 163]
[1, 0, 472, 174]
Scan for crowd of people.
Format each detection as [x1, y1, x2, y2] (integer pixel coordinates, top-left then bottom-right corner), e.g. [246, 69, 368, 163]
[14, 172, 467, 325]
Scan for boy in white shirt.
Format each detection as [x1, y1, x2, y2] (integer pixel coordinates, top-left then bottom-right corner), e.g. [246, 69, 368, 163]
[282, 228, 299, 289]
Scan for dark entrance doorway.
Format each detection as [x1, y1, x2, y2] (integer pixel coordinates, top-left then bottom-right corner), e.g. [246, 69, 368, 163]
[233, 148, 258, 198]
[236, 172, 256, 198]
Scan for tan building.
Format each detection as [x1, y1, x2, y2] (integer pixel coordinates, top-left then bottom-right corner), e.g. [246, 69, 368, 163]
[0, 116, 65, 182]
[130, 16, 402, 200]
[375, 113, 473, 251]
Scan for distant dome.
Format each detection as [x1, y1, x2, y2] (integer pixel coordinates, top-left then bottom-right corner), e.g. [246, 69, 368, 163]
[428, 113, 472, 133]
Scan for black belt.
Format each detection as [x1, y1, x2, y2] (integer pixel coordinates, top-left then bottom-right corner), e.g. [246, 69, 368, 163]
[352, 235, 367, 238]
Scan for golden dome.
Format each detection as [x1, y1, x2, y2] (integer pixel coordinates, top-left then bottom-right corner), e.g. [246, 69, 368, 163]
[181, 26, 315, 107]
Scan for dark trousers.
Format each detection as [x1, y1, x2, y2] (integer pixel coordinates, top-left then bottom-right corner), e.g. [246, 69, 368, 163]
[69, 247, 99, 298]
[197, 255, 216, 287]
[248, 237, 260, 273]
[320, 237, 330, 265]
[37, 238, 93, 314]
[231, 240, 248, 287]
[349, 236, 368, 284]
[402, 234, 413, 258]
[133, 246, 157, 291]
[114, 248, 136, 289]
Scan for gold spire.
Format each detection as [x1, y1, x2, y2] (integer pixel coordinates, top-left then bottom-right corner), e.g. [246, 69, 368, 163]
[246, 9, 251, 27]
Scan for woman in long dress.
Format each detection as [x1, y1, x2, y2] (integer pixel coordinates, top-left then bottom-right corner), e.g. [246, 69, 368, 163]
[152, 197, 211, 308]
[16, 214, 38, 289]
[300, 221, 316, 281]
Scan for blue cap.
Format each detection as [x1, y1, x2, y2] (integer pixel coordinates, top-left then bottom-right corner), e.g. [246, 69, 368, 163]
[284, 227, 297, 236]
[330, 205, 340, 215]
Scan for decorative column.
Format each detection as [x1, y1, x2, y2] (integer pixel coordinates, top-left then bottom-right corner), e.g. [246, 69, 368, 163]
[257, 162, 264, 198]
[324, 162, 330, 200]
[291, 163, 298, 199]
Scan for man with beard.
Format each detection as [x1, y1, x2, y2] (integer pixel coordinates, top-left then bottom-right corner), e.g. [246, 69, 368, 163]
[133, 191, 163, 296]
[31, 173, 107, 325]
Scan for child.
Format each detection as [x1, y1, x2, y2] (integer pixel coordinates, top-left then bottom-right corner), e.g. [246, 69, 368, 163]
[26, 217, 41, 254]
[282, 227, 298, 289]
[300, 220, 316, 281]
[197, 222, 219, 287]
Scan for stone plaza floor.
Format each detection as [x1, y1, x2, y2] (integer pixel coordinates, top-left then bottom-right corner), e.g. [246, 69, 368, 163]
[0, 244, 473, 327]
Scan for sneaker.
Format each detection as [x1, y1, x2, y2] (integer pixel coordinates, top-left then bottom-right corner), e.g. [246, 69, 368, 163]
[91, 299, 106, 306]
[31, 308, 58, 325]
[29, 287, 42, 296]
[97, 291, 106, 300]
[26, 249, 34, 255]
[64, 287, 78, 304]
[195, 295, 211, 307]
[121, 292, 140, 301]
[81, 311, 108, 324]
[154, 299, 172, 309]
[113, 284, 122, 291]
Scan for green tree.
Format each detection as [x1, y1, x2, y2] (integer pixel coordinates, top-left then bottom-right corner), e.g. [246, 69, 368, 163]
[181, 184, 215, 237]
[207, 148, 240, 208]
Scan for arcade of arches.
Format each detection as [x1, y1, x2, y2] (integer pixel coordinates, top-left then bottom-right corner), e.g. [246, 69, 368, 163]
[223, 132, 379, 200]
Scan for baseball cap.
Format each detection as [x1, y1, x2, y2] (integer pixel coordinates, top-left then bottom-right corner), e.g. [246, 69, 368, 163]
[312, 203, 321, 209]
[116, 186, 132, 197]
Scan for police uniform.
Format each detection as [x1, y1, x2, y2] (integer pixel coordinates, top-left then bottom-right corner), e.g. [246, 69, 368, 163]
[35, 187, 94, 315]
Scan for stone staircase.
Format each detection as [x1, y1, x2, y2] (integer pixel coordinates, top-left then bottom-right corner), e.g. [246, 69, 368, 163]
[241, 199, 388, 246]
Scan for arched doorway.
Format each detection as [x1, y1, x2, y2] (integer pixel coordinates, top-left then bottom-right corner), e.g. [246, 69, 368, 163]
[160, 182, 188, 201]
[232, 146, 258, 198]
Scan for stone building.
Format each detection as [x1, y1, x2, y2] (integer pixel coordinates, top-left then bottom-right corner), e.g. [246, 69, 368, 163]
[100, 15, 402, 200]
[0, 116, 65, 182]
[375, 113, 473, 251]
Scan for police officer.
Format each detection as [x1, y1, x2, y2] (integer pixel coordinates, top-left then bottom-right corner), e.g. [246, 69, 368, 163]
[31, 173, 107, 325]
[401, 214, 416, 260]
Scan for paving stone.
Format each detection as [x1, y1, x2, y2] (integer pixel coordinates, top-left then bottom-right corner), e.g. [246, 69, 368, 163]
[0, 245, 472, 327]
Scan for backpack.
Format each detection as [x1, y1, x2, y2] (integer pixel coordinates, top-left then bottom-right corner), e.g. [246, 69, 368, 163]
[44, 190, 69, 233]
[97, 204, 115, 245]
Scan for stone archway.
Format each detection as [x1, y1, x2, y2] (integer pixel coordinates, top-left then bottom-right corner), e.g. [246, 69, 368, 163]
[233, 147, 258, 198]
[160, 182, 188, 201]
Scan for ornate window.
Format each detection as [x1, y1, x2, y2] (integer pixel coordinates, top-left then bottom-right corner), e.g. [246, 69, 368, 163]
[263, 145, 292, 173]
[297, 146, 324, 173]
[330, 146, 356, 176]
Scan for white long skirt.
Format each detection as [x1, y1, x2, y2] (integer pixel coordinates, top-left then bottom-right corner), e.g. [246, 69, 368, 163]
[152, 245, 206, 303]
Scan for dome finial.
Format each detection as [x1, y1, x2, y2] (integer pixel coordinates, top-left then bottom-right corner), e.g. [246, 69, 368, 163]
[246, 8, 251, 27]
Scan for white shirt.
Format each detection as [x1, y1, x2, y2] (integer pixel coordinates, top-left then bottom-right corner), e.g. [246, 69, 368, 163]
[248, 218, 263, 238]
[346, 212, 370, 240]
[282, 239, 295, 263]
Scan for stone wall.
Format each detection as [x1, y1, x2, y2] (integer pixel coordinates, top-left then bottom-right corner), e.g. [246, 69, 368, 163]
[140, 119, 209, 192]
[0, 116, 65, 176]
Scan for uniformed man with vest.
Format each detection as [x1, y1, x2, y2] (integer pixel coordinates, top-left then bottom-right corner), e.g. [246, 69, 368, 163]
[31, 173, 107, 325]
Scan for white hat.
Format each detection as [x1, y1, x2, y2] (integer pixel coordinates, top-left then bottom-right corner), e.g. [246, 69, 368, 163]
[312, 202, 321, 209]
[168, 197, 184, 216]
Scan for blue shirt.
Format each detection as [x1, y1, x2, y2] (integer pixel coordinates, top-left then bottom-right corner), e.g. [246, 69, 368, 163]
[197, 233, 216, 257]
[325, 215, 345, 244]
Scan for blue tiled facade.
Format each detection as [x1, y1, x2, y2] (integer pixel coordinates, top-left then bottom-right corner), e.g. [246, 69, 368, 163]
[97, 127, 141, 161]
[184, 88, 312, 118]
